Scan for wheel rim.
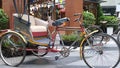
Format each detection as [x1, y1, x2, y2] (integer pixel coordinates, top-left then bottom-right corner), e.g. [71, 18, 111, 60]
[83, 34, 120, 68]
[0, 33, 26, 66]
[31, 45, 48, 57]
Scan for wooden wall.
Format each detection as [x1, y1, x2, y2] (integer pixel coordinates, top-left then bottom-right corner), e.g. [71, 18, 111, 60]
[2, 0, 15, 29]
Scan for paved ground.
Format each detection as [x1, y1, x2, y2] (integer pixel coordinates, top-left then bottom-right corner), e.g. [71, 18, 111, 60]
[0, 48, 96, 68]
[0, 48, 88, 68]
[0, 47, 120, 68]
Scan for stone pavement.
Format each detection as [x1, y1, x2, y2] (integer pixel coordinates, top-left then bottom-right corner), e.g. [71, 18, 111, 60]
[0, 48, 88, 68]
[0, 47, 120, 68]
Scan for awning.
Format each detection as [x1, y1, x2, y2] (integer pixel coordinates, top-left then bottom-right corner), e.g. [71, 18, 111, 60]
[84, 0, 106, 3]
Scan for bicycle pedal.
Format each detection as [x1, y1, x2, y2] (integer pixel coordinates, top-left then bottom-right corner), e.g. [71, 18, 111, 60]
[55, 56, 59, 60]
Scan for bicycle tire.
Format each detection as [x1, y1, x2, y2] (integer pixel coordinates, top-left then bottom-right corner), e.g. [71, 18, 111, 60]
[0, 32, 26, 67]
[82, 33, 120, 68]
[31, 45, 48, 57]
[113, 28, 120, 34]
[117, 31, 120, 43]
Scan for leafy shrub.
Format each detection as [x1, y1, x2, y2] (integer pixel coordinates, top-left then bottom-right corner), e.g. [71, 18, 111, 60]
[62, 32, 83, 41]
[0, 9, 9, 30]
[61, 33, 83, 46]
[83, 11, 96, 27]
[99, 16, 118, 25]
[96, 4, 104, 25]
[62, 34, 77, 41]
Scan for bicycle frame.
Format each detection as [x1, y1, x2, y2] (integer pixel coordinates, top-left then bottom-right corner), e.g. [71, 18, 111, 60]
[49, 22, 99, 59]
[11, 11, 99, 58]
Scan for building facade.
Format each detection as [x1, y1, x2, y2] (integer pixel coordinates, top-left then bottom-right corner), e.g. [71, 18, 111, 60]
[1, 0, 83, 29]
[101, 0, 120, 16]
[1, 0, 102, 29]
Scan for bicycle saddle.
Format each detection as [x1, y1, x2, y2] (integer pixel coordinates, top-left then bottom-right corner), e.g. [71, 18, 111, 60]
[52, 17, 70, 26]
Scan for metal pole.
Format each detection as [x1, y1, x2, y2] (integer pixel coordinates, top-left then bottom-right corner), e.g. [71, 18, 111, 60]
[52, 0, 56, 20]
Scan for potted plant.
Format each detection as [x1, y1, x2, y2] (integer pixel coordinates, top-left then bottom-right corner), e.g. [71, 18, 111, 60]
[83, 11, 96, 27]
[99, 15, 118, 35]
[60, 33, 83, 47]
[0, 9, 9, 30]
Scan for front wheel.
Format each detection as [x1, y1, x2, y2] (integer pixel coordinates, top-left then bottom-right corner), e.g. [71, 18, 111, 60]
[0, 32, 26, 67]
[82, 33, 120, 68]
[86, 25, 103, 34]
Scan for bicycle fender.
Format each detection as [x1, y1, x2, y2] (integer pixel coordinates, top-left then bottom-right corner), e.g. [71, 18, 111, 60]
[79, 30, 99, 59]
[88, 30, 99, 36]
[2, 30, 27, 44]
[80, 30, 99, 47]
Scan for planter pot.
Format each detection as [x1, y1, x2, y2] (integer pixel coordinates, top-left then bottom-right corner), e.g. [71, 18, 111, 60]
[107, 27, 113, 35]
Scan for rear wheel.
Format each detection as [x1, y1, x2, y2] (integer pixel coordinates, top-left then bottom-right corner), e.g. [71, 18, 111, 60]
[31, 45, 48, 57]
[0, 32, 26, 67]
[82, 33, 120, 68]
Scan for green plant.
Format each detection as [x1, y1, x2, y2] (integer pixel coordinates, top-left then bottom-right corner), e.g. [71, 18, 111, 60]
[99, 16, 118, 25]
[62, 34, 77, 41]
[0, 8, 9, 30]
[62, 33, 83, 41]
[96, 4, 104, 25]
[61, 33, 83, 46]
[83, 11, 96, 27]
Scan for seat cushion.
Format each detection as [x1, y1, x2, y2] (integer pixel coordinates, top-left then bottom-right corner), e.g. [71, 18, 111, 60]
[30, 26, 47, 32]
[13, 13, 36, 26]
[30, 26, 47, 37]
[32, 32, 47, 37]
[22, 15, 36, 26]
[35, 18, 48, 26]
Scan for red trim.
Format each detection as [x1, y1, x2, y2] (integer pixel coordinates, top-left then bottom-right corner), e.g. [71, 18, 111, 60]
[32, 32, 47, 37]
[48, 48, 60, 52]
[21, 48, 60, 52]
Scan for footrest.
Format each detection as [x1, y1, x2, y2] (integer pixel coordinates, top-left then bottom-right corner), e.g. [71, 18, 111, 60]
[28, 38, 49, 47]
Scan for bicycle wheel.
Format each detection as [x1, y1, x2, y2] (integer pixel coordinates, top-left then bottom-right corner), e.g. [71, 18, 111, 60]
[117, 31, 120, 42]
[82, 33, 120, 68]
[0, 32, 26, 67]
[113, 28, 120, 34]
[86, 25, 103, 34]
[31, 45, 48, 57]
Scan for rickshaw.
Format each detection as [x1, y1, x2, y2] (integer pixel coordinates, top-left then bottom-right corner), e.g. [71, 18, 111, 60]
[0, 0, 120, 68]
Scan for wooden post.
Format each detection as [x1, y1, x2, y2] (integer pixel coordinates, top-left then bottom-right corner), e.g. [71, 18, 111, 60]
[65, 0, 83, 34]
[65, 0, 83, 27]
[2, 0, 15, 29]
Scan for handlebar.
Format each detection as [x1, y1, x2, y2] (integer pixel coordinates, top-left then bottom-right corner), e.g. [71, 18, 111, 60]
[74, 13, 81, 16]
